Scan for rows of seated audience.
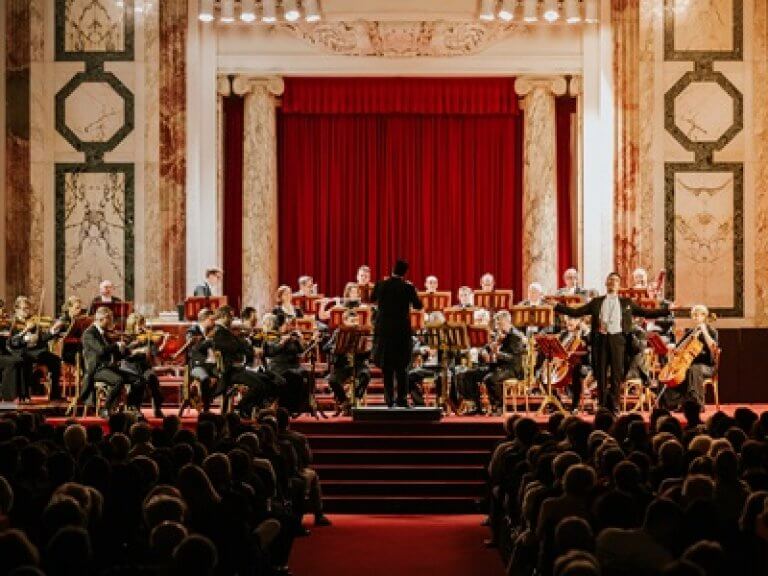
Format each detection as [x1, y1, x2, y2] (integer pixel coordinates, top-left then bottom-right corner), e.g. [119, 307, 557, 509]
[0, 407, 329, 576]
[484, 401, 768, 576]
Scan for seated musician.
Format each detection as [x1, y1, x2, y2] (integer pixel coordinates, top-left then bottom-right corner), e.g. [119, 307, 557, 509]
[408, 311, 451, 407]
[80, 307, 134, 417]
[355, 265, 375, 303]
[424, 275, 439, 294]
[482, 310, 527, 413]
[661, 304, 718, 411]
[473, 308, 491, 326]
[457, 286, 475, 309]
[519, 282, 545, 306]
[557, 316, 591, 413]
[318, 282, 368, 321]
[53, 296, 88, 366]
[264, 317, 315, 415]
[324, 310, 372, 413]
[193, 267, 223, 297]
[212, 306, 278, 417]
[8, 296, 63, 401]
[557, 268, 588, 297]
[120, 313, 166, 417]
[294, 275, 316, 298]
[273, 285, 304, 329]
[0, 300, 24, 402]
[632, 267, 649, 290]
[480, 273, 495, 293]
[88, 279, 122, 313]
[625, 316, 650, 386]
[185, 308, 219, 411]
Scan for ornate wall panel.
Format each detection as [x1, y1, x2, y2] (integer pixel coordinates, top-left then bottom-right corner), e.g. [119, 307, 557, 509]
[54, 0, 135, 306]
[663, 0, 745, 317]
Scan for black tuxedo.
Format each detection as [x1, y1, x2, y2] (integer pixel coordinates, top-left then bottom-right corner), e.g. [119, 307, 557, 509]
[555, 296, 668, 413]
[371, 276, 423, 406]
[80, 324, 136, 411]
[8, 323, 62, 400]
[88, 295, 122, 315]
[193, 283, 213, 297]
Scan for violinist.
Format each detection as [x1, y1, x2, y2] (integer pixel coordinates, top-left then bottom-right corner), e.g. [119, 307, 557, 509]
[0, 299, 24, 402]
[211, 306, 277, 417]
[119, 313, 165, 417]
[324, 309, 372, 413]
[54, 296, 89, 365]
[186, 308, 219, 411]
[272, 285, 304, 329]
[80, 307, 133, 417]
[264, 318, 315, 414]
[8, 296, 63, 401]
[660, 304, 718, 411]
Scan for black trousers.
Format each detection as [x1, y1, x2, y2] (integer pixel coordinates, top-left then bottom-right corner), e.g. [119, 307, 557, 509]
[232, 368, 276, 416]
[19, 350, 62, 400]
[84, 367, 139, 411]
[382, 364, 408, 406]
[328, 365, 371, 403]
[0, 355, 24, 401]
[594, 333, 625, 413]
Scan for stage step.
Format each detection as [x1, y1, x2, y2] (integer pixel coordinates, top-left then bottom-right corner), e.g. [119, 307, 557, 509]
[320, 495, 480, 514]
[322, 479, 485, 497]
[308, 434, 499, 450]
[313, 449, 491, 466]
[314, 464, 485, 482]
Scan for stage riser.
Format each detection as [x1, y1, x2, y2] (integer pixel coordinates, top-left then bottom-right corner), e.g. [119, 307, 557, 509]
[322, 497, 479, 514]
[307, 435, 499, 450]
[314, 465, 484, 482]
[312, 450, 490, 467]
[322, 481, 484, 497]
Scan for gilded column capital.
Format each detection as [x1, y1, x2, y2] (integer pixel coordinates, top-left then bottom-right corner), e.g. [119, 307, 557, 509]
[514, 75, 568, 97]
[232, 75, 285, 98]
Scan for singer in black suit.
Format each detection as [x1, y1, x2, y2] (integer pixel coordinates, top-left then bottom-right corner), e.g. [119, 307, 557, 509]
[553, 272, 669, 414]
[371, 259, 423, 407]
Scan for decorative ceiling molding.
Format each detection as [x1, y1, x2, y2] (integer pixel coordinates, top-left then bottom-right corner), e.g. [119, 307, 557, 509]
[281, 19, 531, 57]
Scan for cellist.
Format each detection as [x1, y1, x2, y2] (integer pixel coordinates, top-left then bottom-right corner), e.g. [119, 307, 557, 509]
[660, 304, 718, 411]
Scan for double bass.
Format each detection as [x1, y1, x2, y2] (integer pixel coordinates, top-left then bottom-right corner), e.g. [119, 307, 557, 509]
[658, 313, 717, 388]
[547, 329, 587, 390]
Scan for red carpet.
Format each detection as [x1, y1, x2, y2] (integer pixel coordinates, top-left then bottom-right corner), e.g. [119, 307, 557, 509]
[290, 514, 504, 576]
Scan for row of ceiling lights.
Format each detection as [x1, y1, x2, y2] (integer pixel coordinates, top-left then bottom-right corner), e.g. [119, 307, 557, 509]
[198, 0, 322, 23]
[479, 0, 599, 23]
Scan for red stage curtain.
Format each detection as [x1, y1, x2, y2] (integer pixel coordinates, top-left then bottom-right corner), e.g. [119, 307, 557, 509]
[222, 94, 244, 311]
[556, 96, 577, 281]
[277, 77, 524, 298]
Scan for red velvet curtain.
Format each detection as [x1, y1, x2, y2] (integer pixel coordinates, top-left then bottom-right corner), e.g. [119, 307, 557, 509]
[223, 94, 244, 311]
[556, 96, 577, 281]
[277, 77, 524, 298]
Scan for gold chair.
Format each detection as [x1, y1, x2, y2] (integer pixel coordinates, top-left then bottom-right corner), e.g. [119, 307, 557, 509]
[502, 378, 529, 415]
[703, 351, 721, 410]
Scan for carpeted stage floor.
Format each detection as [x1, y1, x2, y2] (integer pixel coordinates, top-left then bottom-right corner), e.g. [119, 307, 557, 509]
[290, 514, 505, 576]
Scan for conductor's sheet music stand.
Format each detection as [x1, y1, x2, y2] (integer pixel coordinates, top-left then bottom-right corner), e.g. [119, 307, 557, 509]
[534, 334, 569, 415]
[333, 327, 370, 410]
[184, 296, 227, 321]
[423, 323, 469, 413]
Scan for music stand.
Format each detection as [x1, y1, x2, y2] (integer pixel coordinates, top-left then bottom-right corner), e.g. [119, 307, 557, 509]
[548, 295, 584, 307]
[474, 290, 514, 312]
[292, 295, 324, 316]
[410, 310, 425, 332]
[357, 283, 374, 304]
[329, 306, 372, 330]
[423, 323, 469, 413]
[509, 305, 555, 407]
[619, 288, 649, 302]
[333, 327, 370, 409]
[184, 296, 227, 321]
[96, 301, 133, 330]
[534, 334, 569, 415]
[445, 307, 475, 326]
[418, 291, 452, 312]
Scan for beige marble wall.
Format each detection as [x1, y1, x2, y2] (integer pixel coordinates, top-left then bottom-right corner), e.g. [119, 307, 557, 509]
[233, 75, 284, 315]
[516, 75, 567, 294]
[753, 0, 768, 324]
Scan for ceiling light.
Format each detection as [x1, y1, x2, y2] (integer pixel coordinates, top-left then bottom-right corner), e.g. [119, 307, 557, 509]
[480, 0, 496, 21]
[240, 0, 256, 22]
[584, 0, 599, 23]
[565, 0, 581, 23]
[498, 0, 515, 21]
[523, 0, 538, 22]
[220, 0, 235, 22]
[284, 0, 300, 21]
[305, 0, 321, 22]
[198, 0, 214, 22]
[543, 0, 560, 22]
[262, 0, 277, 22]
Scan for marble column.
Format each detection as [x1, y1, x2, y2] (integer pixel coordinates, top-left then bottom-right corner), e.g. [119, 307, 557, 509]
[5, 0, 31, 299]
[233, 75, 284, 315]
[516, 75, 567, 294]
[755, 0, 768, 325]
[612, 0, 641, 282]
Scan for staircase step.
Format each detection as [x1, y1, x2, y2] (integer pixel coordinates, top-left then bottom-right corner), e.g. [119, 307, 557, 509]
[314, 464, 485, 481]
[313, 449, 490, 466]
[308, 434, 499, 450]
[322, 479, 484, 497]
[322, 495, 479, 514]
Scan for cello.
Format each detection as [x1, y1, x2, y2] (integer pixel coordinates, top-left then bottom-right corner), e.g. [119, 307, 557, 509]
[658, 313, 717, 388]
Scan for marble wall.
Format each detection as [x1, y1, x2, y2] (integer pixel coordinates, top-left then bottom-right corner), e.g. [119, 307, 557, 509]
[613, 0, 768, 324]
[2, 0, 187, 314]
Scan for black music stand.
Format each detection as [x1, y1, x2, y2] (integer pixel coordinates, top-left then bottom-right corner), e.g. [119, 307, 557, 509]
[332, 327, 370, 410]
[423, 323, 469, 414]
[534, 334, 569, 415]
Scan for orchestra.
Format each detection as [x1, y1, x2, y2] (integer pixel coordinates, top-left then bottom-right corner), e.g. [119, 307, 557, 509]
[0, 263, 726, 419]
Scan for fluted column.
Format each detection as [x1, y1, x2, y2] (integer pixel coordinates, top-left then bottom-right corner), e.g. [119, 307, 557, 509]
[516, 75, 567, 294]
[232, 76, 284, 314]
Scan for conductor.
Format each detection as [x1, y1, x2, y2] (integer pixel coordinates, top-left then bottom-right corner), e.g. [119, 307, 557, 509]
[372, 259, 423, 408]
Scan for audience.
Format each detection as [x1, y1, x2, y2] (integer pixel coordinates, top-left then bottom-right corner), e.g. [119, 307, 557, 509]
[0, 408, 331, 575]
[486, 408, 768, 576]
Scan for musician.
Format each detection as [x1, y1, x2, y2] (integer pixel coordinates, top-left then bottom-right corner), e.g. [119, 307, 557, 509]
[553, 272, 670, 415]
[318, 282, 367, 321]
[356, 265, 375, 303]
[557, 316, 591, 413]
[0, 305, 24, 401]
[324, 310, 371, 412]
[480, 273, 495, 293]
[519, 282, 545, 307]
[557, 268, 588, 298]
[272, 285, 304, 329]
[424, 276, 439, 293]
[54, 296, 89, 365]
[80, 307, 133, 417]
[295, 276, 316, 298]
[625, 317, 650, 385]
[88, 279, 122, 312]
[119, 313, 165, 418]
[457, 286, 474, 309]
[371, 259, 424, 408]
[661, 304, 718, 411]
[632, 268, 649, 290]
[212, 306, 278, 417]
[483, 311, 526, 412]
[264, 318, 315, 414]
[8, 296, 63, 401]
[185, 308, 219, 412]
[193, 267, 223, 297]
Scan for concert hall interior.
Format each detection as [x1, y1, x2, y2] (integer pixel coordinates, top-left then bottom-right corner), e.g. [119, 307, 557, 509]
[2, 1, 768, 575]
